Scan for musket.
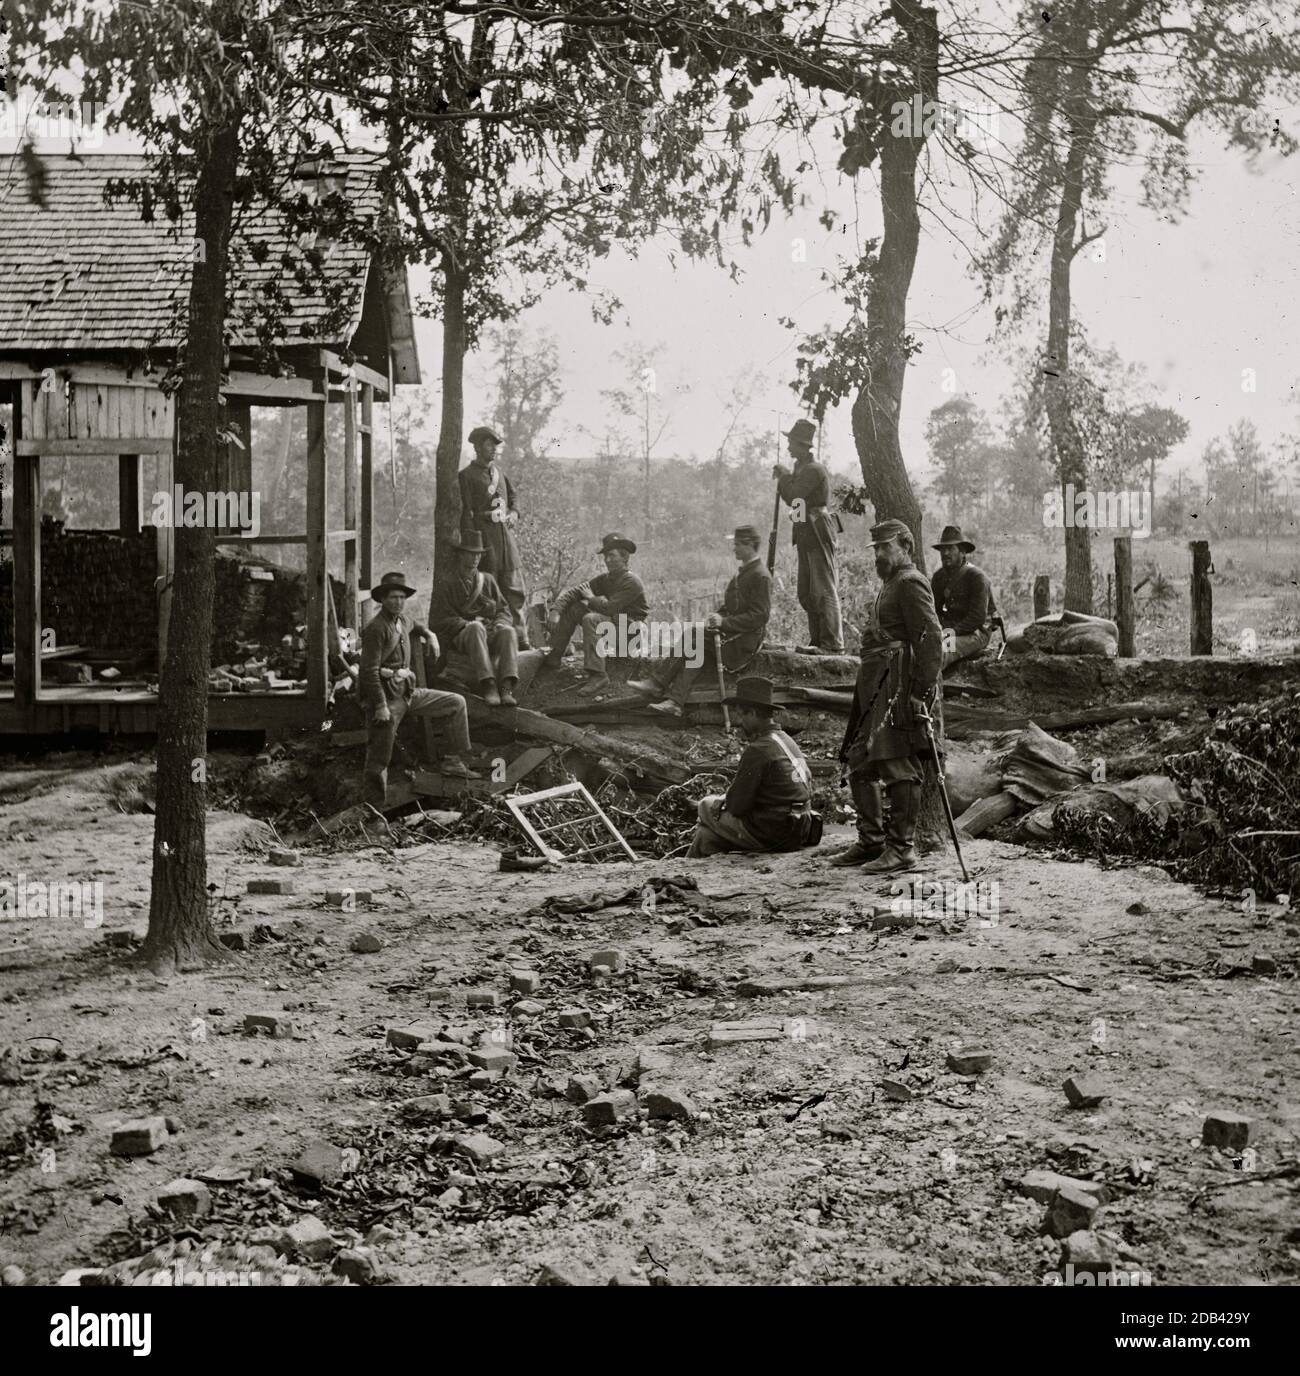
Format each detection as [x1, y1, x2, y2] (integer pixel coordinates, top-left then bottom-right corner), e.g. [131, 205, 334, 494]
[767, 423, 782, 575]
[712, 627, 730, 733]
[913, 697, 970, 882]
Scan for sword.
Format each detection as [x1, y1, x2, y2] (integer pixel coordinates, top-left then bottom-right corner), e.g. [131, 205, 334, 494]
[711, 627, 730, 733]
[913, 697, 970, 882]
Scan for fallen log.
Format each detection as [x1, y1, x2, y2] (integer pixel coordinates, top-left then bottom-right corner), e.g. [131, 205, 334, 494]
[954, 791, 1017, 839]
[946, 701, 1189, 737]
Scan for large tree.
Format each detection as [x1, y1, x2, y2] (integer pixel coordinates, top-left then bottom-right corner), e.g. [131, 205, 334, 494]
[979, 0, 1300, 610]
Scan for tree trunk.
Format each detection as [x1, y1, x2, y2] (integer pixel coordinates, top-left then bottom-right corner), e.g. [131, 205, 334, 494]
[1043, 62, 1097, 615]
[433, 259, 467, 588]
[848, 0, 944, 849]
[141, 118, 240, 974]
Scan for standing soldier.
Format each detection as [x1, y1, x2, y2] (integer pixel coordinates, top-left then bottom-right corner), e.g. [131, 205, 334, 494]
[458, 425, 531, 649]
[832, 518, 943, 874]
[773, 418, 844, 654]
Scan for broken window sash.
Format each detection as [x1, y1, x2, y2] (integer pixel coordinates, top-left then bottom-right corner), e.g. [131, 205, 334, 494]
[506, 781, 638, 863]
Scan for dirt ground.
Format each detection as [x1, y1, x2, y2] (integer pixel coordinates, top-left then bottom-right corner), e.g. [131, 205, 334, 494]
[1, 755, 1296, 1287]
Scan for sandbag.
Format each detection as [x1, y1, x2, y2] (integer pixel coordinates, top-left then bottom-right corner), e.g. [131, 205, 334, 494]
[1015, 773, 1190, 842]
[1018, 610, 1119, 657]
[1000, 721, 1090, 807]
[943, 740, 1003, 815]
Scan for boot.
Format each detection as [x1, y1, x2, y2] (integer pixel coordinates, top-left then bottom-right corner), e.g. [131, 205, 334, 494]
[861, 778, 921, 874]
[440, 755, 481, 780]
[829, 776, 885, 865]
[362, 770, 387, 808]
[481, 679, 501, 707]
[498, 678, 518, 707]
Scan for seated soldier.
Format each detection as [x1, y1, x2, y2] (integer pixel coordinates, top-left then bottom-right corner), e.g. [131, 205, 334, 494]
[930, 524, 997, 670]
[360, 571, 479, 807]
[688, 677, 816, 857]
[629, 523, 770, 717]
[428, 530, 520, 706]
[543, 532, 648, 696]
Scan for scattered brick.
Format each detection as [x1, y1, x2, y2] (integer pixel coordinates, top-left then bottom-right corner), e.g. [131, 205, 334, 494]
[511, 999, 546, 1018]
[639, 1086, 697, 1123]
[632, 1047, 674, 1083]
[102, 931, 137, 949]
[583, 1089, 637, 1127]
[535, 1262, 584, 1286]
[1063, 1075, 1107, 1108]
[279, 1215, 337, 1261]
[421, 1041, 469, 1063]
[155, 1179, 211, 1221]
[509, 969, 541, 995]
[467, 1046, 517, 1073]
[564, 1075, 602, 1104]
[333, 1248, 383, 1284]
[1044, 1182, 1102, 1237]
[245, 1013, 293, 1038]
[219, 929, 252, 951]
[401, 1094, 452, 1123]
[454, 1134, 505, 1168]
[247, 878, 294, 895]
[879, 1078, 916, 1102]
[466, 988, 503, 1008]
[386, 1025, 437, 1051]
[1015, 1171, 1109, 1205]
[558, 1007, 592, 1029]
[589, 948, 627, 974]
[1252, 955, 1277, 975]
[349, 932, 383, 953]
[1059, 1229, 1117, 1279]
[467, 1070, 495, 1090]
[1202, 1112, 1252, 1150]
[110, 1117, 169, 1157]
[324, 889, 373, 907]
[946, 1046, 995, 1075]
[437, 1025, 475, 1045]
[290, 1142, 347, 1191]
[268, 848, 301, 867]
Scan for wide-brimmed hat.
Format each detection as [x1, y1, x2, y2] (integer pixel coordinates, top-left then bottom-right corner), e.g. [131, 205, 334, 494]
[599, 532, 637, 555]
[467, 425, 502, 446]
[722, 676, 795, 711]
[785, 418, 816, 445]
[869, 518, 915, 548]
[372, 570, 417, 600]
[932, 524, 976, 553]
[728, 524, 763, 546]
[452, 530, 486, 554]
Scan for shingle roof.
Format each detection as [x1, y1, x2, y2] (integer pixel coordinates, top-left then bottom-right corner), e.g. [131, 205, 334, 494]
[0, 152, 389, 354]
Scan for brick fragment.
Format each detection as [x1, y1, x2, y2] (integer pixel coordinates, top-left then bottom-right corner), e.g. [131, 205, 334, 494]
[639, 1086, 697, 1123]
[111, 1117, 169, 1157]
[1015, 1170, 1109, 1205]
[268, 848, 301, 867]
[245, 1013, 294, 1038]
[279, 1215, 337, 1261]
[386, 1025, 437, 1051]
[1202, 1111, 1251, 1150]
[558, 1007, 592, 1029]
[466, 988, 503, 1008]
[324, 889, 372, 906]
[509, 969, 541, 995]
[156, 1179, 211, 1221]
[467, 1046, 517, 1073]
[247, 878, 294, 895]
[1044, 1182, 1102, 1238]
[946, 1046, 995, 1075]
[290, 1142, 347, 1190]
[454, 1133, 506, 1167]
[511, 999, 545, 1018]
[1063, 1075, 1107, 1108]
[583, 1089, 637, 1127]
[564, 1075, 602, 1104]
[333, 1248, 383, 1284]
[401, 1094, 453, 1123]
[1252, 955, 1277, 975]
[589, 948, 627, 974]
[349, 933, 382, 953]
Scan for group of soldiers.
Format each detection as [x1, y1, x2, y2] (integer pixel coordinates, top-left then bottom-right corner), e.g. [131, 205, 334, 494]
[356, 420, 998, 874]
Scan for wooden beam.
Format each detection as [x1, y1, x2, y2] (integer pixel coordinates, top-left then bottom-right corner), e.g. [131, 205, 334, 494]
[305, 393, 329, 710]
[213, 533, 307, 545]
[12, 383, 38, 714]
[17, 436, 173, 456]
[319, 349, 390, 396]
[221, 372, 318, 402]
[1114, 536, 1135, 658]
[222, 397, 252, 499]
[342, 385, 358, 630]
[360, 384, 374, 598]
[1190, 541, 1213, 656]
[118, 454, 141, 536]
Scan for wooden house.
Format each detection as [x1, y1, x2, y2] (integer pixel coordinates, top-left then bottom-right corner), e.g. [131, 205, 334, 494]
[0, 152, 419, 735]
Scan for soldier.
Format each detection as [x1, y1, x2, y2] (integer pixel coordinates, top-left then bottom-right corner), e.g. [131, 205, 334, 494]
[458, 425, 531, 648]
[929, 524, 997, 669]
[428, 530, 520, 707]
[773, 418, 844, 653]
[832, 518, 943, 874]
[359, 571, 478, 807]
[543, 533, 649, 696]
[688, 677, 816, 857]
[629, 523, 770, 718]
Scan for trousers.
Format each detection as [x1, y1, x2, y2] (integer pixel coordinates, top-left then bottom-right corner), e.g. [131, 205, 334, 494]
[363, 688, 470, 797]
[448, 620, 519, 685]
[796, 516, 844, 651]
[941, 627, 991, 670]
[548, 605, 607, 673]
[688, 795, 766, 857]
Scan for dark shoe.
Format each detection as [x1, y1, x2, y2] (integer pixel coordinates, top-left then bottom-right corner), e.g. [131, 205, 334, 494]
[361, 776, 387, 808]
[440, 755, 481, 780]
[481, 681, 502, 707]
[860, 844, 919, 874]
[498, 680, 518, 707]
[829, 840, 885, 867]
[648, 700, 683, 717]
[627, 677, 661, 698]
[577, 674, 610, 697]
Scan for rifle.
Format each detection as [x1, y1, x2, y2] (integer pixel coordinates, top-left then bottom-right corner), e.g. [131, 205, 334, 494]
[767, 424, 782, 575]
[914, 697, 971, 882]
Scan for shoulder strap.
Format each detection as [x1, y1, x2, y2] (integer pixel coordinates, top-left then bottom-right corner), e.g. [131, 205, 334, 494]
[769, 731, 811, 787]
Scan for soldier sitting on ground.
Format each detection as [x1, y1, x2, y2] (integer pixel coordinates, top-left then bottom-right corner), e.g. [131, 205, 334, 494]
[688, 677, 818, 857]
[428, 530, 520, 707]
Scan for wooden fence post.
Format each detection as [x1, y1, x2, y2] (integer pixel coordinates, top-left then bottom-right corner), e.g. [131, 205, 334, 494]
[1033, 575, 1050, 621]
[1190, 540, 1213, 655]
[1114, 536, 1134, 657]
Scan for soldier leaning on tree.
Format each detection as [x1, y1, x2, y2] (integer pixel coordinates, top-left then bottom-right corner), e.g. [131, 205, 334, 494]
[773, 418, 844, 654]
